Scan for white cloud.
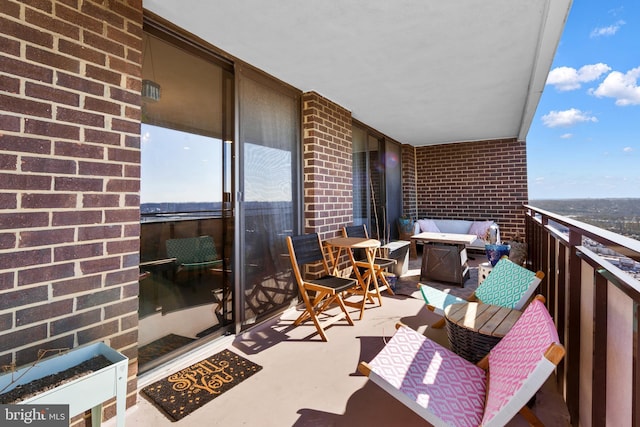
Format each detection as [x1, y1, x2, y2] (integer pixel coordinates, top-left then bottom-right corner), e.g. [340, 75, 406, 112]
[560, 133, 573, 139]
[590, 20, 625, 38]
[546, 63, 611, 91]
[541, 108, 598, 128]
[590, 66, 640, 106]
[623, 147, 634, 152]
[608, 7, 624, 17]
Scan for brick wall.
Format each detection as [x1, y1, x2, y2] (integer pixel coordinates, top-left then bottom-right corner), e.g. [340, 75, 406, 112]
[0, 0, 142, 424]
[415, 138, 529, 240]
[400, 144, 418, 220]
[301, 92, 353, 241]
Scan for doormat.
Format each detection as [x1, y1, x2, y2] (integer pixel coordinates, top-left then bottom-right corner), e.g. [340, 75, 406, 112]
[141, 349, 262, 421]
[138, 334, 195, 367]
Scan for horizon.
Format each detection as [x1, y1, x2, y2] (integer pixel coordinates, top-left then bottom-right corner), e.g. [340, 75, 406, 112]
[529, 196, 640, 201]
[139, 197, 640, 208]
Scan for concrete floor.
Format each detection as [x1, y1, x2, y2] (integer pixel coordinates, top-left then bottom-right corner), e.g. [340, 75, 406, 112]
[108, 256, 571, 426]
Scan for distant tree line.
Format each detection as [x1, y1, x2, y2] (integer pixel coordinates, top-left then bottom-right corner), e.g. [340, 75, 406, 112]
[530, 198, 640, 240]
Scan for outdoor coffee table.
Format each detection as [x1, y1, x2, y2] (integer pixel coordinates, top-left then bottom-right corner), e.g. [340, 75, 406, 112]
[444, 301, 522, 363]
[411, 232, 476, 286]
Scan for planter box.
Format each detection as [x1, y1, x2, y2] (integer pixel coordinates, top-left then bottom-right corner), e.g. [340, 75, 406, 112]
[0, 342, 128, 427]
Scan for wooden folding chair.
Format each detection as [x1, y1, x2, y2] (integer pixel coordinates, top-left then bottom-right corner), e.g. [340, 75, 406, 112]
[285, 233, 358, 341]
[359, 295, 564, 426]
[418, 256, 544, 328]
[342, 225, 396, 305]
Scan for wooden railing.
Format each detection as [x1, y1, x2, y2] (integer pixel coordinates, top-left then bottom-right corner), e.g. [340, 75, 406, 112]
[524, 204, 640, 427]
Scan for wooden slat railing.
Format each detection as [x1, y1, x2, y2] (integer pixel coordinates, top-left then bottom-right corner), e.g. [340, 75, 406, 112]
[524, 204, 640, 427]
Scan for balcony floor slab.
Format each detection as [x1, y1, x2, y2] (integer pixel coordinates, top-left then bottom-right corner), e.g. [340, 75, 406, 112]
[108, 252, 570, 426]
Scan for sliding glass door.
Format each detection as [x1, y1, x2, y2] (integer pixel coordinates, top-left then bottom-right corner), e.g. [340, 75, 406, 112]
[352, 123, 402, 241]
[139, 19, 303, 368]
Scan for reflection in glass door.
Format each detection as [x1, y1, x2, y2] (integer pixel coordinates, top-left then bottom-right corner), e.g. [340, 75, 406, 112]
[353, 125, 385, 240]
[138, 29, 234, 372]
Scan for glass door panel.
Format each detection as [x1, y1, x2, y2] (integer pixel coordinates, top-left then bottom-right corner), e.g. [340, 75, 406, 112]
[138, 30, 234, 372]
[368, 134, 385, 240]
[353, 126, 368, 227]
[239, 74, 300, 327]
[352, 124, 386, 239]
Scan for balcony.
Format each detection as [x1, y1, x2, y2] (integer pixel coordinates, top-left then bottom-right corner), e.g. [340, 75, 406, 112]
[105, 204, 640, 426]
[2, 2, 608, 426]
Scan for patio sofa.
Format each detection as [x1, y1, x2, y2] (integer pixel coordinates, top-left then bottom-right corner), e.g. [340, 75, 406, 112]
[412, 218, 496, 251]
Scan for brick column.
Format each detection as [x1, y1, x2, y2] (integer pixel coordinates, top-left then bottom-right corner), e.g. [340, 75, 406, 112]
[301, 92, 353, 240]
[401, 143, 418, 220]
[0, 1, 142, 424]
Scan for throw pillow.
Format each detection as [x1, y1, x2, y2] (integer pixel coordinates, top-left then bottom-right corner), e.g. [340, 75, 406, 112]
[418, 219, 440, 233]
[468, 220, 493, 239]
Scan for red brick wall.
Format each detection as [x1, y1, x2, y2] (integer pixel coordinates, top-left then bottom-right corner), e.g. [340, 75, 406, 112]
[0, 0, 142, 423]
[401, 144, 418, 220]
[415, 138, 528, 240]
[301, 92, 353, 241]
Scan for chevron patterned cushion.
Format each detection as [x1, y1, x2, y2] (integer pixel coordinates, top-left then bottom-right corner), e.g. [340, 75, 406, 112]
[474, 258, 537, 309]
[368, 326, 486, 426]
[166, 236, 219, 266]
[481, 298, 560, 424]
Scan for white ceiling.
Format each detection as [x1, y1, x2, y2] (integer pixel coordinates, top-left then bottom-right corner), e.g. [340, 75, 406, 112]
[143, 0, 572, 146]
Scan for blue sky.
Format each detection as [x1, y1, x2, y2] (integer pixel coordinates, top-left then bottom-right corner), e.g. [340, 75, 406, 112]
[527, 0, 640, 200]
